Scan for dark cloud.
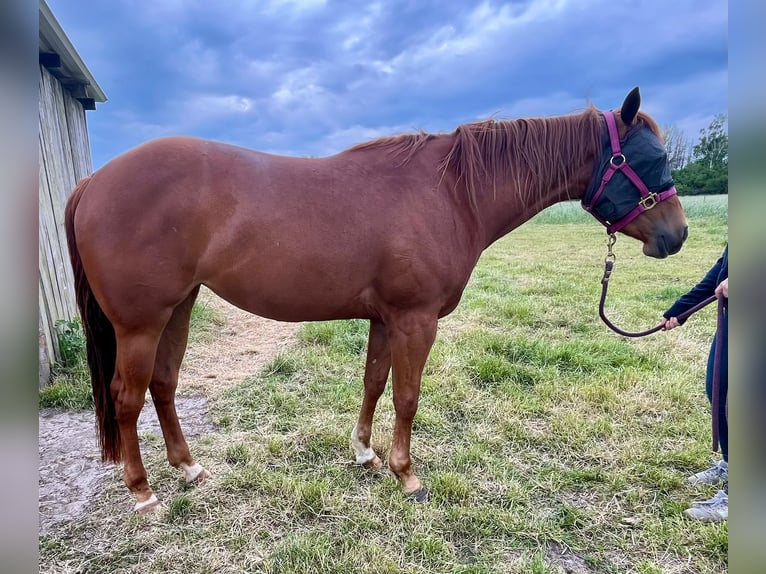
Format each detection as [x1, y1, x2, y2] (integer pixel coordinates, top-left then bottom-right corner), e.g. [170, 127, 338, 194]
[47, 0, 727, 167]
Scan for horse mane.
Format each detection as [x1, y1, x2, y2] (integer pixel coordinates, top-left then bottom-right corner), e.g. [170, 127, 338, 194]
[347, 106, 661, 209]
[440, 106, 605, 207]
[348, 130, 437, 163]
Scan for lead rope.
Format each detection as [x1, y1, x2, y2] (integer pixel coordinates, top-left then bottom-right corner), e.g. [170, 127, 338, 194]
[598, 233, 724, 452]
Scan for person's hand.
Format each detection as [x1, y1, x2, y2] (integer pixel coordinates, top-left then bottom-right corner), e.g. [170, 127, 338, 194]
[661, 316, 680, 330]
[715, 277, 728, 299]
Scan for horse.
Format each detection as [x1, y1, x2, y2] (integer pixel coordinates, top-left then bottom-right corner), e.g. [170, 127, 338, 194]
[65, 87, 687, 512]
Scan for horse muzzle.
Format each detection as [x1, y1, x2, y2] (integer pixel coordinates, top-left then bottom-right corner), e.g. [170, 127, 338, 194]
[643, 224, 688, 258]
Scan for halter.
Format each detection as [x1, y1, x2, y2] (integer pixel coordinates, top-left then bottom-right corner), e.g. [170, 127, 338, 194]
[582, 111, 678, 234]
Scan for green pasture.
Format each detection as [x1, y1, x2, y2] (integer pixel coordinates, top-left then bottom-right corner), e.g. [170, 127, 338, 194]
[40, 195, 728, 573]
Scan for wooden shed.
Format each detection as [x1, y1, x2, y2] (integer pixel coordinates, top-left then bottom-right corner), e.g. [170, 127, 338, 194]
[39, 0, 106, 387]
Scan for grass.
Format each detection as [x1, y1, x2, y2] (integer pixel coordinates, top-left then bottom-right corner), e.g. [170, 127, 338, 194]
[40, 204, 728, 573]
[39, 318, 92, 410]
[188, 298, 226, 344]
[532, 194, 727, 225]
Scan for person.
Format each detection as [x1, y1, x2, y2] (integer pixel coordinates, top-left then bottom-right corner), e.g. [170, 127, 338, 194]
[661, 244, 728, 522]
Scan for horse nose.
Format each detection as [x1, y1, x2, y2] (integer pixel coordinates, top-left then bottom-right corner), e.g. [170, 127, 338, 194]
[666, 225, 688, 256]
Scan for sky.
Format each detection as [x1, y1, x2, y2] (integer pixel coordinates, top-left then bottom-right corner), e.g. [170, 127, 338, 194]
[46, 0, 728, 170]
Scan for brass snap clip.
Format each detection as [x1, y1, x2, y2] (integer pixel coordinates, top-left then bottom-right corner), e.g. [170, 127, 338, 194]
[639, 193, 658, 210]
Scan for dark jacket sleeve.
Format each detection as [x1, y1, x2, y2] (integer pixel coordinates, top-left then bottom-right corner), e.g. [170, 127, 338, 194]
[663, 247, 727, 323]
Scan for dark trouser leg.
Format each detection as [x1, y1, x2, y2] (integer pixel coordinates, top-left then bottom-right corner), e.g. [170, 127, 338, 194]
[706, 313, 728, 463]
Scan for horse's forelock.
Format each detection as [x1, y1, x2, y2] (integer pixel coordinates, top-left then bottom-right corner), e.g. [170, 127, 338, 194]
[636, 111, 663, 142]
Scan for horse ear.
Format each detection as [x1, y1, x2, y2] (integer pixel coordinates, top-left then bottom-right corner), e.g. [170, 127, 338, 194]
[620, 87, 641, 125]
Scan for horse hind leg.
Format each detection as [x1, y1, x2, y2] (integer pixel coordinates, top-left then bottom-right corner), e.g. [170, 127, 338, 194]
[149, 286, 211, 485]
[351, 319, 390, 470]
[111, 325, 168, 513]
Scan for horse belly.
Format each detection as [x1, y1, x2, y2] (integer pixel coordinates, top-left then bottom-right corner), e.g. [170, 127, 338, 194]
[200, 250, 377, 322]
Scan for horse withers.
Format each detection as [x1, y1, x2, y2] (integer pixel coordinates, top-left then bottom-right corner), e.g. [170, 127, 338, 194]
[65, 87, 687, 512]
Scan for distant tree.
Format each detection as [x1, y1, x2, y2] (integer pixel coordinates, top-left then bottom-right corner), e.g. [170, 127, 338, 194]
[693, 113, 728, 169]
[662, 124, 692, 170]
[671, 114, 727, 195]
[672, 161, 728, 195]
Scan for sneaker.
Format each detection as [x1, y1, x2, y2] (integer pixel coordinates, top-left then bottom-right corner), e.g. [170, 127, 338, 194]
[688, 460, 727, 485]
[684, 490, 728, 522]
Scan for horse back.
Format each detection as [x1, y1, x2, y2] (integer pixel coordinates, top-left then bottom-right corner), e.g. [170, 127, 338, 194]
[74, 136, 480, 324]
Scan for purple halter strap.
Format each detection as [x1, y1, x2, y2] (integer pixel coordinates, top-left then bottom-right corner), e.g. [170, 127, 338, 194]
[584, 111, 678, 234]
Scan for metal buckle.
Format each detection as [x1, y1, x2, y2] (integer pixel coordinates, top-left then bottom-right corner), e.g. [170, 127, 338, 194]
[609, 153, 626, 167]
[639, 193, 658, 210]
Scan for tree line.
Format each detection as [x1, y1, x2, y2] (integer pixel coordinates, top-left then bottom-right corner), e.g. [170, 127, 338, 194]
[663, 113, 727, 195]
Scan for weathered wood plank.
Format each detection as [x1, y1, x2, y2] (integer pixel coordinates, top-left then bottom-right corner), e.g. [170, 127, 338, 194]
[38, 63, 95, 373]
[64, 92, 92, 181]
[39, 309, 52, 389]
[39, 130, 68, 331]
[40, 67, 78, 318]
[39, 277, 57, 375]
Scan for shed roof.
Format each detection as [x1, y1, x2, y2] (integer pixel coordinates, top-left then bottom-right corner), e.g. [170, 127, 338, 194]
[39, 0, 107, 105]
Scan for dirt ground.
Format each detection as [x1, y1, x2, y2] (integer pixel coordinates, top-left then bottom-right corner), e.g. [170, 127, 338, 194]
[38, 289, 299, 535]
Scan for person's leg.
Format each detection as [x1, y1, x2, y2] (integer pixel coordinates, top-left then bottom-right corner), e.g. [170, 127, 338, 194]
[685, 314, 729, 522]
[705, 315, 728, 464]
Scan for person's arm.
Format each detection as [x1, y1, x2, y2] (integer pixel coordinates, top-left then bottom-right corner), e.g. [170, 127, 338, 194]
[662, 254, 724, 328]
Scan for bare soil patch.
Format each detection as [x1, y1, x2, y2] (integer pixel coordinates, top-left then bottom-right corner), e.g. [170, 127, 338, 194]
[180, 288, 300, 394]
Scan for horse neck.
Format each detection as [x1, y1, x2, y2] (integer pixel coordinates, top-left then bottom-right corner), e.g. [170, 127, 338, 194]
[445, 112, 602, 249]
[477, 158, 596, 247]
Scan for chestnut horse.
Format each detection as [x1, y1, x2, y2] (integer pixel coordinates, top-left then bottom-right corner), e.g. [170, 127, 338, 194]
[65, 88, 687, 511]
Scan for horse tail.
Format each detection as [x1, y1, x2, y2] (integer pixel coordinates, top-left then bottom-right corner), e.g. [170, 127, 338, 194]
[65, 176, 121, 463]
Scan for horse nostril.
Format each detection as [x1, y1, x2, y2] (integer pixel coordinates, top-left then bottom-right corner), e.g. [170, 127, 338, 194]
[682, 226, 689, 242]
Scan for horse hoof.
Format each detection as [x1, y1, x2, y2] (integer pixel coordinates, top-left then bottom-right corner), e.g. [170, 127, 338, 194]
[188, 468, 212, 485]
[408, 487, 430, 503]
[134, 494, 161, 514]
[363, 456, 383, 470]
[181, 463, 211, 484]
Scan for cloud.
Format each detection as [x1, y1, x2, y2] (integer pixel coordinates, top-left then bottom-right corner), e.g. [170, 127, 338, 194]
[263, 0, 327, 13]
[309, 122, 420, 156]
[480, 92, 595, 121]
[189, 94, 253, 114]
[642, 68, 728, 138]
[46, 0, 727, 169]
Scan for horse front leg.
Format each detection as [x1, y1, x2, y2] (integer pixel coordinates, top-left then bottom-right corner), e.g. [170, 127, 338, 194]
[351, 319, 390, 469]
[386, 311, 437, 500]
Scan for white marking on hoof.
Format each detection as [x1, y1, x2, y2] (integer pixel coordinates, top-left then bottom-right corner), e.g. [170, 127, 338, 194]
[180, 462, 208, 483]
[351, 425, 377, 465]
[134, 494, 159, 514]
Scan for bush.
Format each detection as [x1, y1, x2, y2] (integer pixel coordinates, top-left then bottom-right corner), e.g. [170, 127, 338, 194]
[40, 318, 92, 410]
[54, 317, 87, 369]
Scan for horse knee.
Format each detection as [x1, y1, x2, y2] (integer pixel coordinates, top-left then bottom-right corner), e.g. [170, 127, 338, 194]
[393, 396, 418, 420]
